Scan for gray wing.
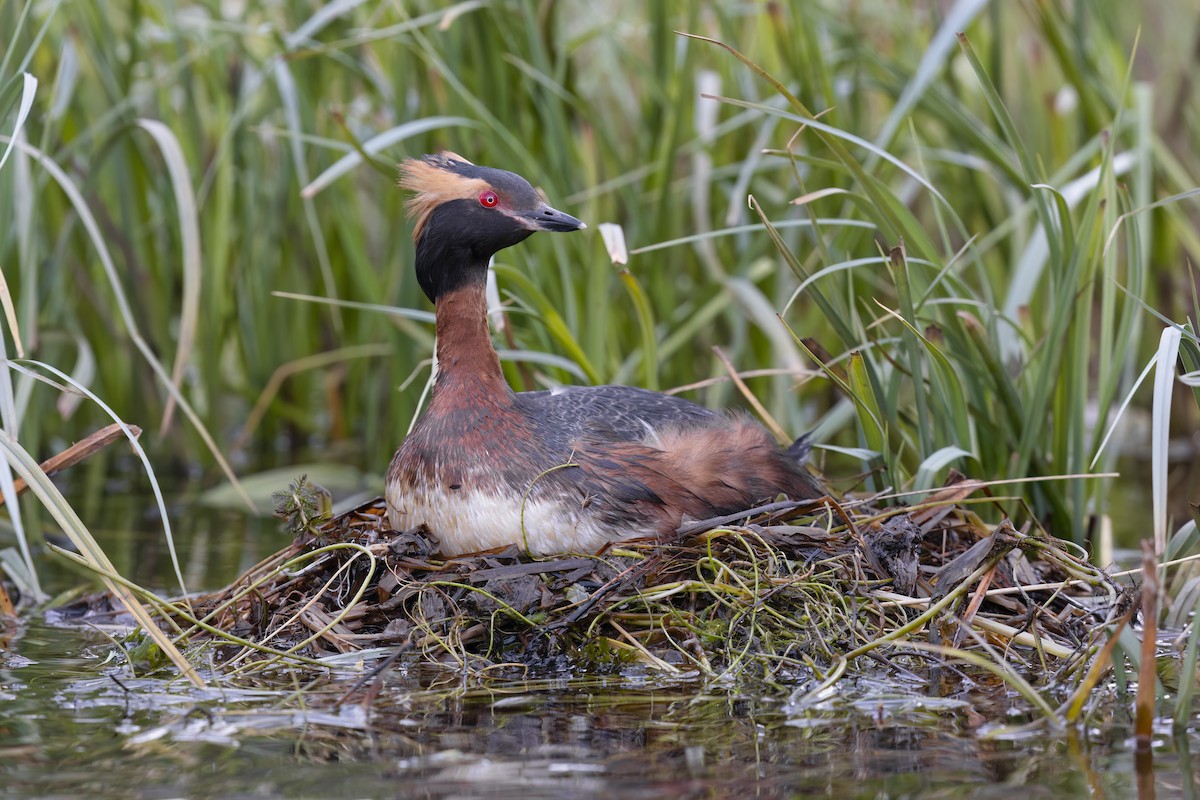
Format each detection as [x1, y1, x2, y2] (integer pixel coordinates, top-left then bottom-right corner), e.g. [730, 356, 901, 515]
[514, 384, 720, 448]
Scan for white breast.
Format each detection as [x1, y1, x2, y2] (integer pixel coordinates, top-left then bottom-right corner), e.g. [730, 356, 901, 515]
[386, 469, 654, 556]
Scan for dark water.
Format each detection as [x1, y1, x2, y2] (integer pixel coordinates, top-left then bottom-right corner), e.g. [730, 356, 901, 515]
[2, 497, 1199, 798]
[6, 619, 1196, 799]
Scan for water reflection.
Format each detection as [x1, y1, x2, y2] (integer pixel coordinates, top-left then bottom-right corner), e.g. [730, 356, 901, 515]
[4, 618, 1199, 799]
[29, 492, 286, 597]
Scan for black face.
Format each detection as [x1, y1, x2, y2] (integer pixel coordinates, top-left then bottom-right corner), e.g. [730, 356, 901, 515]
[415, 199, 536, 301]
[412, 164, 585, 303]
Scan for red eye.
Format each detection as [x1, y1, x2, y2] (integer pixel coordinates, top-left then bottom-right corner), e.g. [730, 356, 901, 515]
[479, 191, 498, 207]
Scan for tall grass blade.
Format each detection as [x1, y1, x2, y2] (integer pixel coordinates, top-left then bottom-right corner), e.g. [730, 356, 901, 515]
[0, 135, 255, 512]
[300, 117, 479, 199]
[0, 434, 202, 685]
[1151, 327, 1182, 556]
[846, 351, 888, 478]
[284, 0, 369, 48]
[1001, 152, 1137, 332]
[1173, 586, 1200, 731]
[0, 247, 22, 359]
[889, 243, 931, 455]
[137, 120, 202, 434]
[723, 277, 804, 374]
[0, 74, 36, 359]
[271, 291, 437, 324]
[913, 446, 974, 493]
[1089, 355, 1156, 470]
[0, 73, 36, 173]
[704, 93, 950, 212]
[872, 0, 989, 151]
[956, 32, 1058, 257]
[55, 332, 94, 419]
[629, 219, 875, 256]
[13, 360, 191, 604]
[617, 270, 658, 390]
[492, 265, 599, 384]
[0, 278, 34, 600]
[273, 61, 342, 335]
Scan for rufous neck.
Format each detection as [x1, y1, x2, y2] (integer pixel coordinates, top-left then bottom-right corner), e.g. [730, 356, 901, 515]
[429, 282, 512, 409]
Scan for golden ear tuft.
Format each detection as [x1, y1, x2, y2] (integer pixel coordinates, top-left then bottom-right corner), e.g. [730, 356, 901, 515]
[398, 154, 490, 242]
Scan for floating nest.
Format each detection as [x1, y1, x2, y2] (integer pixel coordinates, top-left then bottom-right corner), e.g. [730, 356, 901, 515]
[163, 473, 1129, 689]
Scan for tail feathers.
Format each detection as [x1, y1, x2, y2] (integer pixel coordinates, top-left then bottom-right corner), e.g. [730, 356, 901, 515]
[785, 432, 815, 464]
[570, 418, 824, 538]
[652, 419, 822, 509]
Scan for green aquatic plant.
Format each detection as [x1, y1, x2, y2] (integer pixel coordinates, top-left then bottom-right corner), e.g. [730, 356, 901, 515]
[272, 474, 333, 538]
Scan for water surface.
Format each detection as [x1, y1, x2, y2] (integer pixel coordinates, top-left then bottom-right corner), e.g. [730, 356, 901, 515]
[2, 496, 1197, 798]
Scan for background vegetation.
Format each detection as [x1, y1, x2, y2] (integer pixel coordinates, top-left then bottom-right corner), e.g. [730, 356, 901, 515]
[1, 0, 1198, 558]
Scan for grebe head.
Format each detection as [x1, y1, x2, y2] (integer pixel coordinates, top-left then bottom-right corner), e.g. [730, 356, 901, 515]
[400, 152, 585, 302]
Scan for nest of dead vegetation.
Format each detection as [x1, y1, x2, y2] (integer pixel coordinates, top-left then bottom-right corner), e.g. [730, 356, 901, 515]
[166, 472, 1130, 689]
